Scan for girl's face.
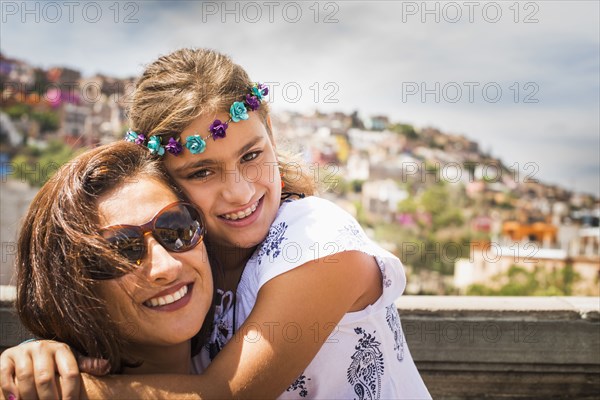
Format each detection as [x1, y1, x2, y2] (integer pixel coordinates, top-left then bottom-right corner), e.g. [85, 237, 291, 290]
[96, 177, 213, 348]
[163, 112, 282, 250]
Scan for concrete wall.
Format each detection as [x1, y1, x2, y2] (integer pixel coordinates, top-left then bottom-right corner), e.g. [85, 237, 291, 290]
[397, 296, 600, 399]
[1, 290, 599, 399]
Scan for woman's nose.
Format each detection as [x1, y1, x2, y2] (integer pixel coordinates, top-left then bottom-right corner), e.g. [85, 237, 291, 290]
[143, 235, 182, 284]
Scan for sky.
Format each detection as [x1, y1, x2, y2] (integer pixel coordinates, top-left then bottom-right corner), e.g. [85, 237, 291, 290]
[1, 0, 599, 196]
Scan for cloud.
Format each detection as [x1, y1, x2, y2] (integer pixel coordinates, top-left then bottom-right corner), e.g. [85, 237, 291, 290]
[1, 0, 598, 194]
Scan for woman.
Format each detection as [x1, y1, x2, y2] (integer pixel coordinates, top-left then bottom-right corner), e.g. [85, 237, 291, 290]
[1, 141, 213, 399]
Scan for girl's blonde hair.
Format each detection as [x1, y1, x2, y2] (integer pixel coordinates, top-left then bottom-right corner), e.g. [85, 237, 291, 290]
[128, 48, 315, 195]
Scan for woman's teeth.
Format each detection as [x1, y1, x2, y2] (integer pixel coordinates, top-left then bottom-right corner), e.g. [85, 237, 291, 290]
[222, 201, 258, 220]
[145, 285, 188, 308]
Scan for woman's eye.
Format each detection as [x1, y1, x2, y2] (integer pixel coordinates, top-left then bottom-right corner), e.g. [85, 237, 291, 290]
[242, 151, 261, 162]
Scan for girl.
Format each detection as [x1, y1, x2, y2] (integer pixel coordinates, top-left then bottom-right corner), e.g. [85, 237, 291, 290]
[2, 48, 431, 399]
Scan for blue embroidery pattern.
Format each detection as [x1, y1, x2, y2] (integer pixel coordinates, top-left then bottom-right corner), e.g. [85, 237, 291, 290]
[337, 223, 368, 250]
[286, 374, 311, 397]
[376, 257, 392, 288]
[255, 222, 288, 265]
[347, 328, 384, 400]
[205, 289, 234, 360]
[386, 304, 405, 362]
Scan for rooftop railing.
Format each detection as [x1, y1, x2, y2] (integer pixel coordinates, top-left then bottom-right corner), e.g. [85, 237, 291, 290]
[1, 287, 599, 399]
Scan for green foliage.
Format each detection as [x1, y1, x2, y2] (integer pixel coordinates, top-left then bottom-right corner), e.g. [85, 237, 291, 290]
[420, 184, 464, 231]
[350, 179, 364, 193]
[4, 104, 31, 119]
[11, 140, 81, 187]
[373, 225, 462, 276]
[397, 197, 418, 214]
[33, 68, 50, 95]
[31, 110, 60, 133]
[466, 264, 580, 296]
[389, 123, 418, 139]
[3, 105, 59, 133]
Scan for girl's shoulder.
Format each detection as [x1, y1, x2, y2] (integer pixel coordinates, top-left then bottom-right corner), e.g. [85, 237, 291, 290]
[246, 196, 405, 294]
[276, 195, 356, 227]
[273, 196, 366, 244]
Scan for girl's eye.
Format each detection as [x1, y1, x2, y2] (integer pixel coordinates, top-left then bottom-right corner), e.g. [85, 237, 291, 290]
[188, 169, 212, 179]
[242, 151, 261, 162]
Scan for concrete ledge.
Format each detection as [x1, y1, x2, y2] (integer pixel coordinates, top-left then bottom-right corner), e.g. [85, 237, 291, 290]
[2, 288, 599, 399]
[1, 285, 30, 346]
[396, 296, 600, 399]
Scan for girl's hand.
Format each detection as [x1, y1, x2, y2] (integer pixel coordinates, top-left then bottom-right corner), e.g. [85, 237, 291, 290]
[0, 340, 109, 400]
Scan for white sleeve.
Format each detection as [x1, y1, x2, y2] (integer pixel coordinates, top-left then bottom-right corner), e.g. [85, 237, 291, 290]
[248, 197, 406, 305]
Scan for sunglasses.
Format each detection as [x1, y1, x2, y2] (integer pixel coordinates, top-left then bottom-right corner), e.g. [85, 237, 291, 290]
[94, 202, 206, 279]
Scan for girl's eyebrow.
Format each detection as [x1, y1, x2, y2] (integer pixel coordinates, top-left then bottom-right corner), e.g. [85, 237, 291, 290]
[237, 136, 264, 157]
[173, 135, 265, 174]
[173, 158, 217, 174]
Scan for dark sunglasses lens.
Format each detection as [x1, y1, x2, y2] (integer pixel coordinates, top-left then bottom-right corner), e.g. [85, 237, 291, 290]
[154, 204, 203, 252]
[102, 227, 145, 263]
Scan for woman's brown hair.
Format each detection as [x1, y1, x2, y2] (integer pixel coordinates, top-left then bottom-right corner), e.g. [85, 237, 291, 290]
[15, 141, 210, 372]
[128, 47, 316, 195]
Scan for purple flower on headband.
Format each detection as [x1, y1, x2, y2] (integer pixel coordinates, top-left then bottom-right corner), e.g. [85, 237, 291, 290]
[135, 134, 146, 145]
[209, 120, 228, 140]
[230, 101, 249, 123]
[147, 136, 165, 156]
[258, 83, 269, 96]
[245, 94, 260, 111]
[165, 137, 183, 155]
[185, 135, 206, 154]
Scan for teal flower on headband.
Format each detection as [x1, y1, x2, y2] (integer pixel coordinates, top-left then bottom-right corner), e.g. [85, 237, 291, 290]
[251, 86, 264, 100]
[185, 135, 206, 154]
[147, 136, 165, 156]
[125, 130, 139, 142]
[230, 101, 249, 123]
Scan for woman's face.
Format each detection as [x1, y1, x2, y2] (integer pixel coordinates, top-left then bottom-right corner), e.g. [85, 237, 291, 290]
[96, 176, 213, 348]
[163, 112, 282, 250]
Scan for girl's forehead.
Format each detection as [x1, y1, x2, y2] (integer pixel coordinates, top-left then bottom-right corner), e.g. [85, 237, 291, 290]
[169, 115, 271, 165]
[180, 111, 267, 140]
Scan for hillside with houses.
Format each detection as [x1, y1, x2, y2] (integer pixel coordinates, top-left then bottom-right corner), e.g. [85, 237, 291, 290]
[2, 53, 598, 295]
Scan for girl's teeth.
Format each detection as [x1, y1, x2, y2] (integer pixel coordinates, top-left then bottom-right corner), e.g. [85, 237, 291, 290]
[145, 285, 188, 308]
[222, 200, 259, 220]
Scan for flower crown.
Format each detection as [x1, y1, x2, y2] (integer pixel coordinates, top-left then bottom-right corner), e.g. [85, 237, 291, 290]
[125, 82, 269, 156]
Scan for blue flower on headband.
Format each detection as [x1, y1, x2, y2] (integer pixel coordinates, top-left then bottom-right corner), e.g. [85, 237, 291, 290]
[230, 101, 249, 123]
[251, 86, 263, 100]
[185, 135, 206, 154]
[147, 136, 165, 156]
[125, 130, 139, 142]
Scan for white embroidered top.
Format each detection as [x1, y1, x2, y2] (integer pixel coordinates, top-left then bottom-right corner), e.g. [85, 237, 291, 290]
[194, 196, 431, 399]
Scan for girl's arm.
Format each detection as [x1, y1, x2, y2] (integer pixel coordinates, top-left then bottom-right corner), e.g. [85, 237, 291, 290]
[4, 251, 382, 399]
